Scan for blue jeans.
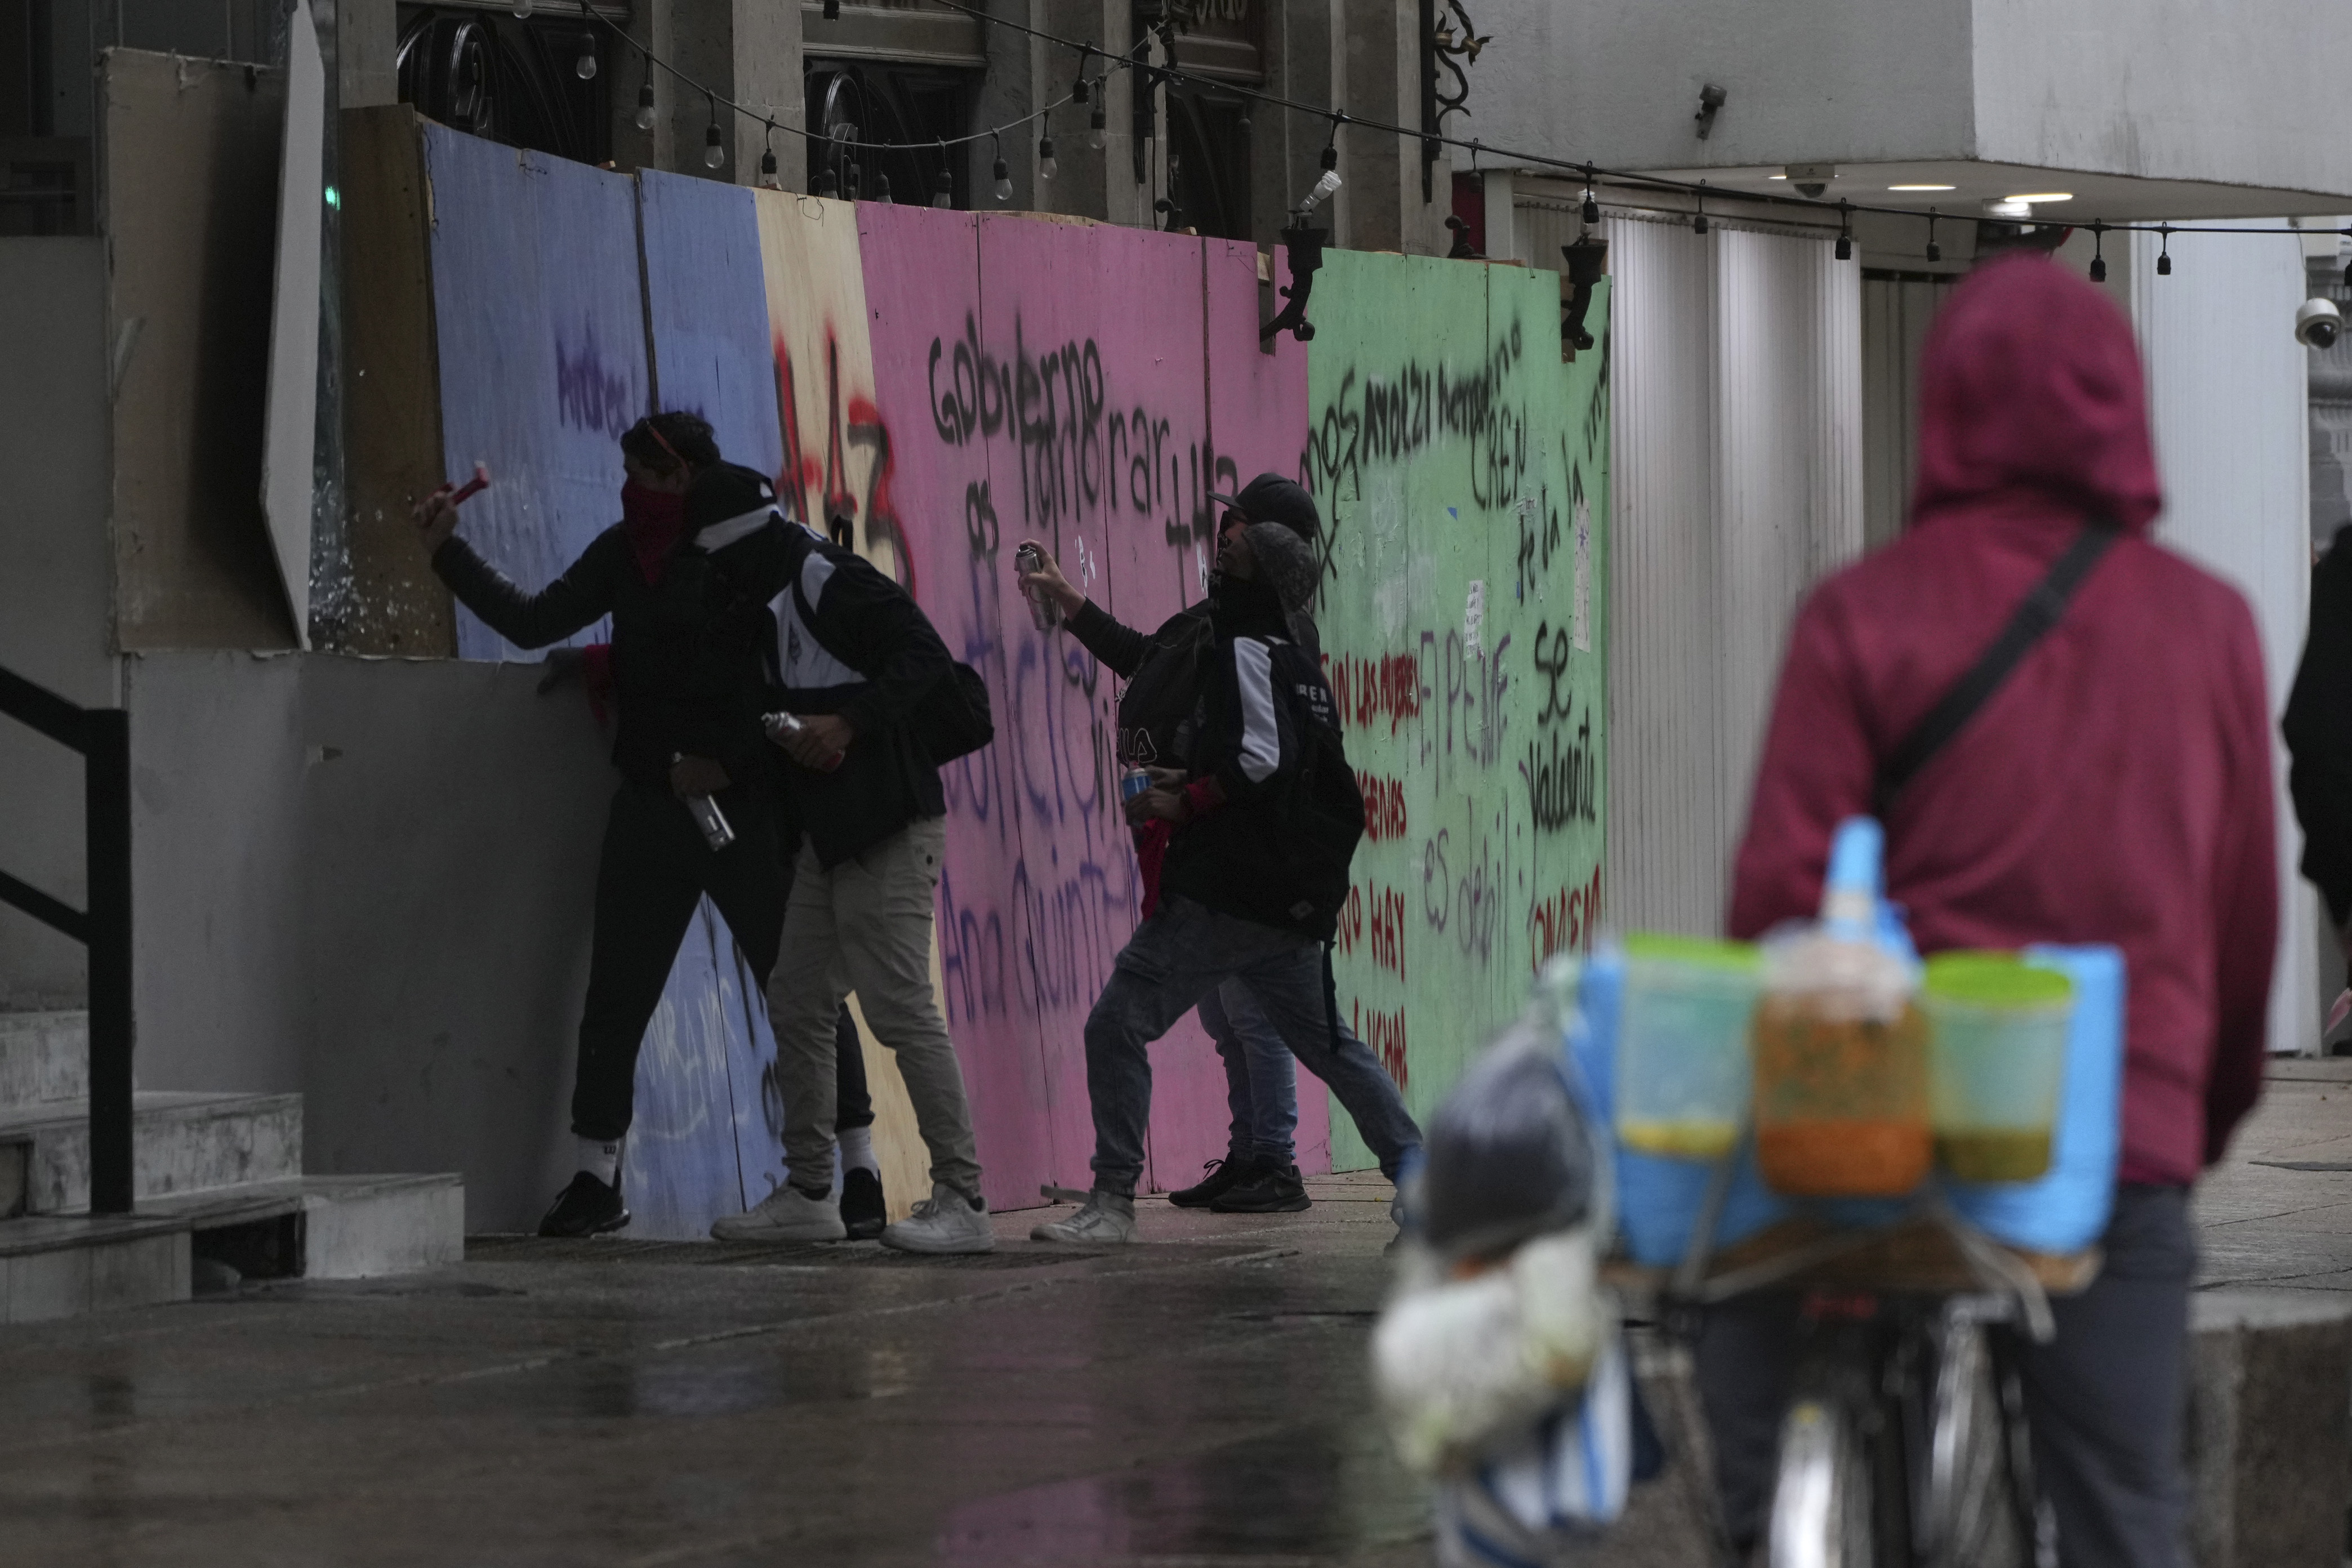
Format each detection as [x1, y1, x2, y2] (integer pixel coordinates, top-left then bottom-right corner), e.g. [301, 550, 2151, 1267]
[1083, 896, 1422, 1197]
[1197, 980, 1298, 1165]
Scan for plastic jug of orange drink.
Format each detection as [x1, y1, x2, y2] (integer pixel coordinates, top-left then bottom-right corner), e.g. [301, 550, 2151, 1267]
[1750, 818, 1932, 1198]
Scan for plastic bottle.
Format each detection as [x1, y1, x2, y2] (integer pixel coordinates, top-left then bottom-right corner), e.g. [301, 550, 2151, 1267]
[1749, 818, 1931, 1197]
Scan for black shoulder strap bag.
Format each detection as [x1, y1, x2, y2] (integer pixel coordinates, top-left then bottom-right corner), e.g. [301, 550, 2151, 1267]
[1872, 520, 2120, 818]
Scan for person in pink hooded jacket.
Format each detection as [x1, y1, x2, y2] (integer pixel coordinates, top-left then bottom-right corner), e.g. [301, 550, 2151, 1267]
[1701, 246, 2278, 1565]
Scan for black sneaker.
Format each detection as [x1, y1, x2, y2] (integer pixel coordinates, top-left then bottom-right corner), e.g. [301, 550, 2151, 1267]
[841, 1167, 887, 1240]
[1210, 1161, 1311, 1214]
[1168, 1157, 1251, 1209]
[539, 1171, 629, 1238]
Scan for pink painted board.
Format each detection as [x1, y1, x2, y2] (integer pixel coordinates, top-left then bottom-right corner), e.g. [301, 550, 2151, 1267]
[966, 216, 1237, 1192]
[853, 202, 1062, 1210]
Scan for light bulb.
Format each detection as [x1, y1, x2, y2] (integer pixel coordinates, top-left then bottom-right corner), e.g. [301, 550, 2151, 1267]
[1297, 167, 1340, 215]
[574, 42, 596, 79]
[992, 158, 1012, 204]
[759, 148, 778, 189]
[703, 123, 725, 170]
[634, 83, 655, 132]
[1088, 108, 1107, 152]
[932, 167, 952, 209]
[510, 0, 531, 16]
[1037, 136, 1056, 181]
[872, 172, 892, 204]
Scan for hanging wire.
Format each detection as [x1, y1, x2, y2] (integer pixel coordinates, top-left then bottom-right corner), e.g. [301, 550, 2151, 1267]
[2088, 222, 2108, 283]
[560, 0, 2350, 250]
[2158, 224, 2172, 276]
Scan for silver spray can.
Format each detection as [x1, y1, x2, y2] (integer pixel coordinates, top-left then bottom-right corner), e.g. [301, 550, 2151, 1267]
[762, 711, 846, 772]
[1014, 543, 1060, 632]
[671, 752, 736, 851]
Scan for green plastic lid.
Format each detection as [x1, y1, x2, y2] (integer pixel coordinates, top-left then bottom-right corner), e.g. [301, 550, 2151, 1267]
[1623, 932, 1761, 973]
[1923, 951, 2072, 1008]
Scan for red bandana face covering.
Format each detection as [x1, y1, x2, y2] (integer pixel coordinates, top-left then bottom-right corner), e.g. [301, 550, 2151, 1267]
[620, 480, 688, 583]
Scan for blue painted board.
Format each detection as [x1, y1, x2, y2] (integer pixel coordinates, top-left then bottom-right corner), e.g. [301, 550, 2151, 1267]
[422, 125, 647, 662]
[636, 172, 784, 477]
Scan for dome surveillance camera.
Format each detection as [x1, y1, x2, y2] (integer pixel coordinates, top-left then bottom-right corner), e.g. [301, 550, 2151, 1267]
[2298, 297, 2343, 350]
[1784, 163, 1833, 200]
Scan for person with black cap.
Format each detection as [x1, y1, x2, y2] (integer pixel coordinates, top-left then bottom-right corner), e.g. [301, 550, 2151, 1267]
[1026, 492, 1423, 1245]
[416, 411, 804, 1238]
[1019, 473, 1421, 1218]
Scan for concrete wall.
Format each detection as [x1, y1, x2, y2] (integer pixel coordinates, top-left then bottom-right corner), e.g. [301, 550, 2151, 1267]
[125, 651, 612, 1228]
[0, 239, 114, 1010]
[1464, 0, 2352, 201]
[2130, 222, 2322, 1054]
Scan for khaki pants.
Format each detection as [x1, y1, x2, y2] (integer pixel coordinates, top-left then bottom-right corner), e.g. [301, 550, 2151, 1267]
[767, 816, 982, 1201]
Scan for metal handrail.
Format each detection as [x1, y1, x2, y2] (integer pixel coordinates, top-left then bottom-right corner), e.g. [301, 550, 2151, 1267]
[0, 663, 133, 1215]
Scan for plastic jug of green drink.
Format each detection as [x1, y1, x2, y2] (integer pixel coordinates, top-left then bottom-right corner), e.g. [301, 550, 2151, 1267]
[1925, 951, 2074, 1183]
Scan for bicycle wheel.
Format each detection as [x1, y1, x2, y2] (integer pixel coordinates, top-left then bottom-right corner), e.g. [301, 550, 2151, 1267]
[1767, 1392, 1874, 1568]
[1917, 1312, 2027, 1568]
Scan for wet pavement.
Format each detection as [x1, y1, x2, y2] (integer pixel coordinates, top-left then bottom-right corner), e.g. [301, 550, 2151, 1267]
[6, 1064, 2347, 1567]
[0, 1173, 1439, 1567]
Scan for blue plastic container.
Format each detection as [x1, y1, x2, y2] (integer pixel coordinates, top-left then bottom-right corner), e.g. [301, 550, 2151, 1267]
[1942, 945, 2124, 1254]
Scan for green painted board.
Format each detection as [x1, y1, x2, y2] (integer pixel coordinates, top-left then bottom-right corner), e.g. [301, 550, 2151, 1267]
[1303, 254, 1611, 1167]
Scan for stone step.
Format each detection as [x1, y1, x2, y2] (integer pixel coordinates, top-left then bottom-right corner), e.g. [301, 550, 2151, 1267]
[0, 1090, 302, 1214]
[0, 1010, 89, 1109]
[141, 1173, 465, 1280]
[0, 1172, 466, 1321]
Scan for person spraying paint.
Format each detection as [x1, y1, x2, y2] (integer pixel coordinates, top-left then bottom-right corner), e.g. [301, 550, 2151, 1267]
[414, 411, 802, 1239]
[1017, 474, 1420, 1226]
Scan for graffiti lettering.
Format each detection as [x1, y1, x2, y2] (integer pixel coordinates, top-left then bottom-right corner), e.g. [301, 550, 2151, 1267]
[1521, 707, 1600, 832]
[1530, 864, 1606, 973]
[555, 321, 638, 438]
[1357, 772, 1409, 841]
[1325, 652, 1422, 734]
[1353, 1000, 1410, 1090]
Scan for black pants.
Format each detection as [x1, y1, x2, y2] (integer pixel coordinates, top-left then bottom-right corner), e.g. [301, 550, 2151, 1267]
[571, 781, 874, 1142]
[1694, 1184, 2194, 1567]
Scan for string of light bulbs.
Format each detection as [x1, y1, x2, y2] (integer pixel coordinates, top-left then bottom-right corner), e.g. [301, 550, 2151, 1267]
[560, 0, 2352, 275]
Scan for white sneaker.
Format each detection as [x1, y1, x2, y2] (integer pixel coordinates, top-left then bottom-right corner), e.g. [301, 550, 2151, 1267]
[1030, 1189, 1137, 1244]
[711, 1184, 845, 1242]
[879, 1182, 997, 1254]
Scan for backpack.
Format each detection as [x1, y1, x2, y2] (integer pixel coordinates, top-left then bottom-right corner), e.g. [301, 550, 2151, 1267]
[1115, 611, 1214, 767]
[787, 550, 996, 766]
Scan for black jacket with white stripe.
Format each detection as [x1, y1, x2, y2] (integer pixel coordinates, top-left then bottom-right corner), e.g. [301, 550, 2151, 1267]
[763, 523, 952, 867]
[1159, 614, 1362, 941]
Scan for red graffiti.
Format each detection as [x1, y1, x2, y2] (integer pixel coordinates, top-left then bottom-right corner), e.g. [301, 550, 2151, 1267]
[1356, 770, 1409, 841]
[1367, 885, 1406, 982]
[775, 335, 916, 597]
[1322, 652, 1422, 734]
[1353, 1000, 1409, 1090]
[1529, 863, 1605, 973]
[1333, 884, 1364, 956]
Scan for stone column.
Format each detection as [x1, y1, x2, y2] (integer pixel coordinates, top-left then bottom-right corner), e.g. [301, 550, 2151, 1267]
[663, 0, 803, 186]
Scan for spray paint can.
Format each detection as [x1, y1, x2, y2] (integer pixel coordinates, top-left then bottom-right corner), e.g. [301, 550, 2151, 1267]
[670, 754, 736, 851]
[1014, 543, 1060, 632]
[763, 711, 847, 772]
[1121, 768, 1155, 804]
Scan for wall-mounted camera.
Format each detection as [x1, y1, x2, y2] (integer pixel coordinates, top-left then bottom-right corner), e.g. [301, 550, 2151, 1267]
[2297, 297, 2342, 350]
[1784, 163, 1833, 200]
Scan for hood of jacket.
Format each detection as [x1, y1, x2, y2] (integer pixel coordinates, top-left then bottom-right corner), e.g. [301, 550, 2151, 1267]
[1910, 252, 2162, 537]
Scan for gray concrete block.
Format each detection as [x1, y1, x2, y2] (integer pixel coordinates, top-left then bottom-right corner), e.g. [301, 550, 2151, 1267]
[8, 1242, 90, 1322]
[0, 1011, 89, 1108]
[301, 1174, 465, 1279]
[2188, 1289, 2352, 1568]
[0, 1141, 23, 1219]
[88, 1231, 189, 1313]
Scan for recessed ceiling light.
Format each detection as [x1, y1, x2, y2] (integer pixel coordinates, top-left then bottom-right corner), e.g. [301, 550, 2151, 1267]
[1889, 183, 1955, 191]
[2006, 192, 2073, 203]
[1766, 173, 1787, 180]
